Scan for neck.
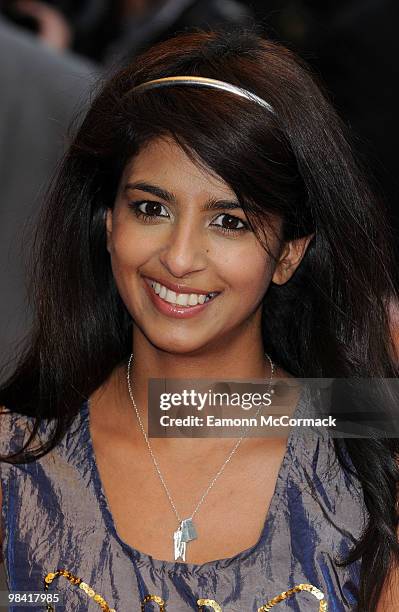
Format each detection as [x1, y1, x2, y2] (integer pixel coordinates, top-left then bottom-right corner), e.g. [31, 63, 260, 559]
[118, 324, 272, 447]
[131, 323, 270, 380]
[91, 320, 277, 456]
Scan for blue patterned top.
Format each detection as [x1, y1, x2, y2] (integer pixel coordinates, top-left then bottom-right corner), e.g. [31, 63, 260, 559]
[0, 389, 367, 611]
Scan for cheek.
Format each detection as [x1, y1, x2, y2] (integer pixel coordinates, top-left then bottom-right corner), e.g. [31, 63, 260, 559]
[109, 222, 149, 272]
[221, 246, 273, 303]
[107, 223, 152, 309]
[237, 265, 271, 302]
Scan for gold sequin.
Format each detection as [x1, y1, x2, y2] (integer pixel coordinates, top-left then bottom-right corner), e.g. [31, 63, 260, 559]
[141, 593, 166, 610]
[44, 571, 327, 611]
[44, 569, 116, 612]
[197, 598, 223, 611]
[258, 583, 327, 611]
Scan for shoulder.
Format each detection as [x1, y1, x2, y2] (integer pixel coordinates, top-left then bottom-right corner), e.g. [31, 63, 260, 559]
[0, 407, 34, 457]
[0, 407, 18, 556]
[285, 432, 368, 569]
[286, 386, 368, 529]
[0, 407, 17, 455]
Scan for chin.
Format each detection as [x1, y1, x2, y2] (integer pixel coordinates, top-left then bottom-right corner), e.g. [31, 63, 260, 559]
[152, 337, 209, 356]
[142, 327, 215, 356]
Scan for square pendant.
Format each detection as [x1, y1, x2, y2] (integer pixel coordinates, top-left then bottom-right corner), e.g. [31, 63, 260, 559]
[180, 518, 197, 542]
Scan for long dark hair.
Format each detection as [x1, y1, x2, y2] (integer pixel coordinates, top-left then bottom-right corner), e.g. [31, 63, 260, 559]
[1, 29, 398, 610]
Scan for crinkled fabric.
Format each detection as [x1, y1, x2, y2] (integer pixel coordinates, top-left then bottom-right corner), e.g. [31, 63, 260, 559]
[0, 389, 367, 611]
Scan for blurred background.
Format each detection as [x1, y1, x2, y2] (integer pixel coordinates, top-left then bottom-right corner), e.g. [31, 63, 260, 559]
[0, 0, 398, 596]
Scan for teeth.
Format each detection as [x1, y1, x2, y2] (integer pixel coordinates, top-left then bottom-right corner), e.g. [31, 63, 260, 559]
[150, 280, 216, 307]
[188, 294, 199, 306]
[165, 289, 177, 304]
[176, 293, 189, 306]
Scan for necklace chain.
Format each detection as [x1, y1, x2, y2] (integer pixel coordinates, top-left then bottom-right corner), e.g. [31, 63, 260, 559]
[126, 353, 274, 525]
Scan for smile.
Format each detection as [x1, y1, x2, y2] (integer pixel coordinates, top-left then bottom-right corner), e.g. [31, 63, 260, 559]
[149, 279, 218, 307]
[143, 277, 220, 319]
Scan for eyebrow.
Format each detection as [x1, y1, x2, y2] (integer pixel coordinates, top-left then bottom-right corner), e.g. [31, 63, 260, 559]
[124, 181, 243, 212]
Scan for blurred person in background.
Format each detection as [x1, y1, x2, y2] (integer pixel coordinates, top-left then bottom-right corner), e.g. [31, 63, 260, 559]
[0, 16, 96, 374]
[1, 0, 73, 50]
[0, 0, 254, 63]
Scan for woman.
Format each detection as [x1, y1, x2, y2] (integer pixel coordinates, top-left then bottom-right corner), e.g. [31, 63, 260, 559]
[1, 29, 398, 611]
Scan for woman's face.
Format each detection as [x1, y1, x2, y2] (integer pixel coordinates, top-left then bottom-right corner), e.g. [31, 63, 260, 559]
[107, 136, 306, 354]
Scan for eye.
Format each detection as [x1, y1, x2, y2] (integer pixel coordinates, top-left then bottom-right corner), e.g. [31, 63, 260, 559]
[129, 200, 169, 220]
[211, 213, 248, 234]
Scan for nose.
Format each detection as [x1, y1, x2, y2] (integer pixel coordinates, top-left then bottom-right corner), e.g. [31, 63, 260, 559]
[159, 218, 208, 278]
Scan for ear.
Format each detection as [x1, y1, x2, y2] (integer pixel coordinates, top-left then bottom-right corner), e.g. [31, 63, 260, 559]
[105, 208, 113, 253]
[272, 234, 314, 285]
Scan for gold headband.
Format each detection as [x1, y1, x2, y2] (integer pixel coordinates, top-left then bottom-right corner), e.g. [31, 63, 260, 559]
[130, 76, 275, 114]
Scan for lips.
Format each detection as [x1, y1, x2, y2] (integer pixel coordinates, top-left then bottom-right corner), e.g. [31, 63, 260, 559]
[144, 275, 219, 296]
[143, 276, 220, 319]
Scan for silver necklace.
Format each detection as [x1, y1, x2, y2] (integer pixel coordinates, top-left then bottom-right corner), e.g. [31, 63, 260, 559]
[126, 352, 274, 562]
